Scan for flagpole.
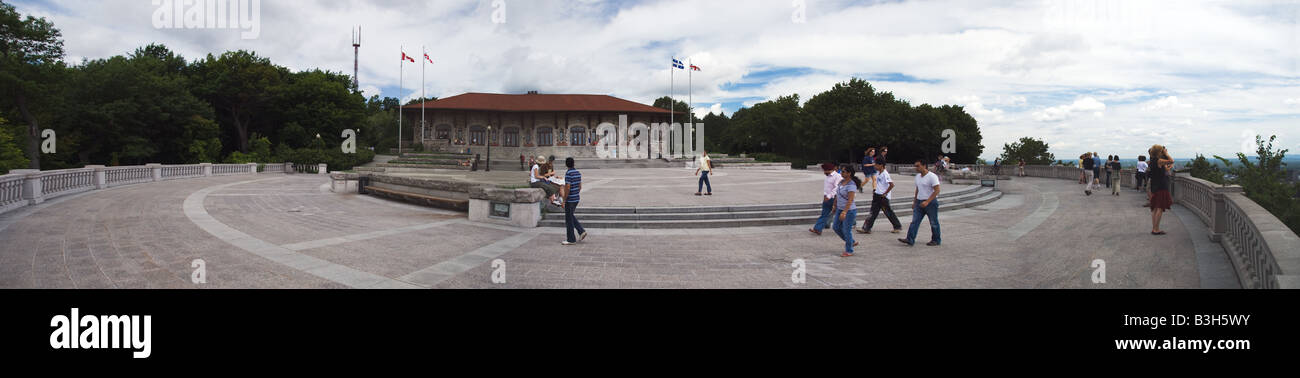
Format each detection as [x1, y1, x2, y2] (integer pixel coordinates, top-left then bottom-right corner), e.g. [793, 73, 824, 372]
[399, 44, 403, 156]
[670, 56, 674, 159]
[421, 45, 425, 148]
[688, 58, 693, 126]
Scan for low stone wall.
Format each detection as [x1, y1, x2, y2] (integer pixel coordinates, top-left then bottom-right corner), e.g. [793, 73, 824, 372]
[365, 174, 476, 202]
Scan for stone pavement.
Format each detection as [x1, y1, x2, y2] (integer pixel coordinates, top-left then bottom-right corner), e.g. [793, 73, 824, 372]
[0, 169, 1236, 289]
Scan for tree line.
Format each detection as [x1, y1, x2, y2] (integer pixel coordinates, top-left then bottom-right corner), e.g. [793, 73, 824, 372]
[657, 78, 984, 168]
[1, 2, 392, 173]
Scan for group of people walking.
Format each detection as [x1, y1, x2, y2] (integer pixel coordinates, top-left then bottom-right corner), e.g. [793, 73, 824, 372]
[811, 147, 942, 257]
[1075, 146, 1175, 235]
[1078, 152, 1125, 196]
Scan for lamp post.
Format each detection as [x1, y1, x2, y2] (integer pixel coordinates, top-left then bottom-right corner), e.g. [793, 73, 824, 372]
[486, 125, 492, 172]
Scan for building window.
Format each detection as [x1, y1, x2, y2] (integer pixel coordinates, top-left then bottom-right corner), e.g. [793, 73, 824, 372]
[470, 126, 486, 146]
[503, 128, 520, 147]
[570, 127, 587, 146]
[537, 127, 553, 146]
[436, 125, 451, 140]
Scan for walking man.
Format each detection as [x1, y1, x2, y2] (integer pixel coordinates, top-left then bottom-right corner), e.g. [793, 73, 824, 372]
[560, 157, 587, 245]
[810, 162, 841, 236]
[860, 160, 902, 234]
[900, 159, 942, 247]
[694, 150, 713, 196]
[1082, 153, 1099, 196]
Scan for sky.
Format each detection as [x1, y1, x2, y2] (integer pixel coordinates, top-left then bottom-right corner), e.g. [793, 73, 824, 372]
[12, 0, 1300, 160]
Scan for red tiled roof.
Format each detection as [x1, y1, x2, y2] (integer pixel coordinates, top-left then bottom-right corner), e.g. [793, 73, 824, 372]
[401, 92, 679, 114]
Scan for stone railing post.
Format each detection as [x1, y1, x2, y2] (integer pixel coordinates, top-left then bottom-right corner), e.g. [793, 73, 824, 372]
[317, 163, 327, 175]
[10, 169, 43, 205]
[247, 163, 258, 174]
[147, 163, 162, 182]
[1209, 185, 1244, 242]
[284, 162, 294, 174]
[200, 162, 213, 176]
[86, 165, 107, 189]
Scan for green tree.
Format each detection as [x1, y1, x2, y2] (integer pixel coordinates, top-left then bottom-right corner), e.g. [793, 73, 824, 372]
[190, 50, 286, 153]
[731, 94, 800, 157]
[0, 1, 65, 169]
[64, 45, 218, 165]
[798, 78, 873, 162]
[1187, 154, 1223, 184]
[0, 116, 29, 173]
[700, 111, 730, 153]
[1000, 136, 1055, 165]
[273, 69, 366, 149]
[1215, 135, 1299, 233]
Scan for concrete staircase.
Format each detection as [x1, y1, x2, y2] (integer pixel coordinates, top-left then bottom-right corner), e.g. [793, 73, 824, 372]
[539, 185, 1002, 228]
[572, 158, 685, 169]
[370, 152, 475, 171]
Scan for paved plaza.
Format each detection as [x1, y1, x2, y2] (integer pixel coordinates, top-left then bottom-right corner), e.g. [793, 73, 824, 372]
[0, 167, 1238, 289]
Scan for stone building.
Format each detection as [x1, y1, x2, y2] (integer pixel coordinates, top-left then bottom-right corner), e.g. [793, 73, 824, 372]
[401, 92, 681, 159]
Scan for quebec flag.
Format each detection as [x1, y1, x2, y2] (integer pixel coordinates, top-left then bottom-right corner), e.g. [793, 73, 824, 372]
[672, 59, 684, 69]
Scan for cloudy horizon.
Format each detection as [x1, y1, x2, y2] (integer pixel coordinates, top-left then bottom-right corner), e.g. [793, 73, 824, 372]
[12, 0, 1300, 160]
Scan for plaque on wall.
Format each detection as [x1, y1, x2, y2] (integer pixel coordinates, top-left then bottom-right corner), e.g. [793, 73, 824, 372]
[490, 202, 510, 218]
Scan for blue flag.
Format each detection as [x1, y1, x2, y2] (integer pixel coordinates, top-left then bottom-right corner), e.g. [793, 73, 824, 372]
[672, 59, 684, 69]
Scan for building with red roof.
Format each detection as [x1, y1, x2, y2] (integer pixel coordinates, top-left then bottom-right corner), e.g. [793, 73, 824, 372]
[401, 92, 682, 159]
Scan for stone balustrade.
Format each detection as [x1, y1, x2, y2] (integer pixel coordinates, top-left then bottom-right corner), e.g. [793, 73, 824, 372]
[0, 162, 320, 216]
[1015, 164, 1299, 289]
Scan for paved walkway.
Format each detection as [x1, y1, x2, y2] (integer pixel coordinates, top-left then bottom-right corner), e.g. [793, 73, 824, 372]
[0, 170, 1237, 289]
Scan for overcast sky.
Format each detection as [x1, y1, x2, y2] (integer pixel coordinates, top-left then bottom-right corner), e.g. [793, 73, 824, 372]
[12, 0, 1300, 159]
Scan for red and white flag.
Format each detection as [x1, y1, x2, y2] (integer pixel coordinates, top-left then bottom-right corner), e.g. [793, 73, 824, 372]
[401, 52, 415, 63]
[423, 53, 434, 64]
[690, 64, 701, 71]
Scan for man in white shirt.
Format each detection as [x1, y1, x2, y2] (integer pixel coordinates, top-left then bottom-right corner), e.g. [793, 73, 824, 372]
[900, 159, 942, 246]
[809, 162, 842, 235]
[694, 150, 713, 195]
[860, 161, 902, 234]
[1135, 155, 1149, 191]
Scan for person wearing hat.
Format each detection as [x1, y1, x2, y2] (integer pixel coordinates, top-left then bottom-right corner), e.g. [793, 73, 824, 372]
[809, 162, 842, 235]
[529, 155, 560, 205]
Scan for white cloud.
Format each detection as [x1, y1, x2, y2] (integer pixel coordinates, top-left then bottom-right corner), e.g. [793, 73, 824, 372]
[694, 103, 723, 119]
[1033, 97, 1106, 122]
[1141, 96, 1193, 111]
[11, 0, 1299, 159]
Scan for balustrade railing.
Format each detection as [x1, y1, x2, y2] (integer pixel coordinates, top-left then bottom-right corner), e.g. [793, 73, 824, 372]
[1, 162, 321, 217]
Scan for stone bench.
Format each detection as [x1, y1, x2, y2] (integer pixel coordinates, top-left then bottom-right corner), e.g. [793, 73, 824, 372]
[468, 186, 546, 227]
[366, 186, 470, 211]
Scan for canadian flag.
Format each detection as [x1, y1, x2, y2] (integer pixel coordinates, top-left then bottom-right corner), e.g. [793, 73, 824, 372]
[401, 52, 415, 63]
[423, 52, 434, 64]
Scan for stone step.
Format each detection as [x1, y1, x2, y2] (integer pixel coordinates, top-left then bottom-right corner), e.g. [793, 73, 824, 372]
[539, 189, 1002, 228]
[569, 185, 982, 214]
[545, 187, 994, 221]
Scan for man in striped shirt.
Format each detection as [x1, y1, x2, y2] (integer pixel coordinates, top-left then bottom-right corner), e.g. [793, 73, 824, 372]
[560, 157, 587, 245]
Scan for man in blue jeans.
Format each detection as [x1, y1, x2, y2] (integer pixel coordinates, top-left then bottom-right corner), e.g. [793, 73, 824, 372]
[560, 157, 587, 245]
[809, 162, 841, 235]
[900, 159, 941, 246]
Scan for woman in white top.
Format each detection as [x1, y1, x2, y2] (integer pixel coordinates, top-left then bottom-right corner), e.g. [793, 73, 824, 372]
[529, 156, 561, 205]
